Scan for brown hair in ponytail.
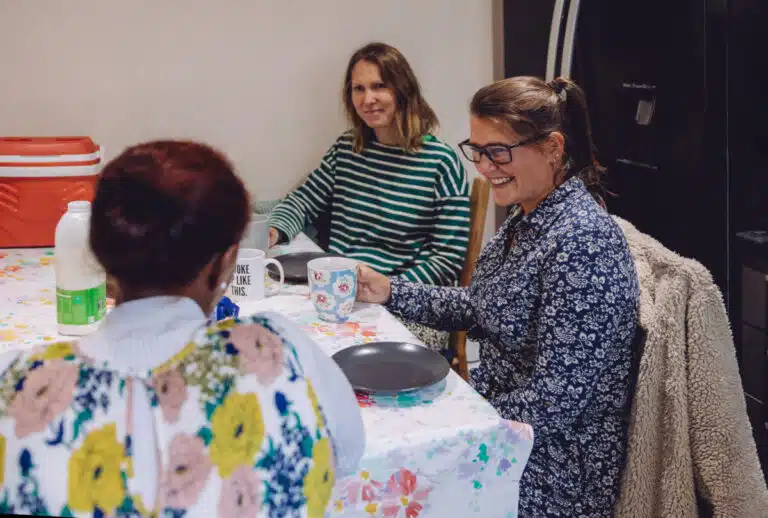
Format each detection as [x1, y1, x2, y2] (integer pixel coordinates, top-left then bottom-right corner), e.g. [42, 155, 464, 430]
[469, 76, 605, 201]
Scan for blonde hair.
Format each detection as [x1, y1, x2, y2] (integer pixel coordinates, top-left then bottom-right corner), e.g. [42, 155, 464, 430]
[343, 42, 438, 153]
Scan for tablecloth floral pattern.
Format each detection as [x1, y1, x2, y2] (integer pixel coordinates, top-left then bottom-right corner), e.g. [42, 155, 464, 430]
[0, 248, 61, 351]
[0, 238, 534, 517]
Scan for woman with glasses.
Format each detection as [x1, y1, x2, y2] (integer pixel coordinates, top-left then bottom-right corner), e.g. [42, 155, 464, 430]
[267, 42, 470, 351]
[357, 76, 640, 517]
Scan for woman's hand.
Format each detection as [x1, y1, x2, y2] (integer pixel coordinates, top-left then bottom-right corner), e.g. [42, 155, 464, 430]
[356, 264, 391, 305]
[269, 227, 280, 247]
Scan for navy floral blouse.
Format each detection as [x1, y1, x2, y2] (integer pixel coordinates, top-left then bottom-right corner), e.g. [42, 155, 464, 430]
[387, 177, 640, 517]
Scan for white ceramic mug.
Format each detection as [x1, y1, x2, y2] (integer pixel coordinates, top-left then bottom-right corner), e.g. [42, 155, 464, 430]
[241, 214, 270, 252]
[228, 248, 284, 301]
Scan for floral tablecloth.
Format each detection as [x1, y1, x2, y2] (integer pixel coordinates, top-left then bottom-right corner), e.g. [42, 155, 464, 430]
[0, 248, 60, 350]
[0, 237, 534, 518]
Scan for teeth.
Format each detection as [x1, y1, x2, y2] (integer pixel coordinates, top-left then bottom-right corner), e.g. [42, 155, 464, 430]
[490, 177, 512, 185]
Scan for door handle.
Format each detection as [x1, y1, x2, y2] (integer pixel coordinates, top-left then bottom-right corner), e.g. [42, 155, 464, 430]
[546, 0, 566, 81]
[560, 0, 582, 79]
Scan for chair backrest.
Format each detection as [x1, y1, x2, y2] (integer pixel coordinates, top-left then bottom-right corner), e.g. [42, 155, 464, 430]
[450, 176, 490, 380]
[460, 176, 491, 286]
[613, 215, 768, 516]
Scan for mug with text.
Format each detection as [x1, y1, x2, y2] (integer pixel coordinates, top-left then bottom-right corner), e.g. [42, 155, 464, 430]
[307, 257, 358, 322]
[228, 248, 284, 301]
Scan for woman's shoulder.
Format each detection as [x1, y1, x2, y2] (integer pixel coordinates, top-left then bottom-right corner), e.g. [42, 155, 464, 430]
[0, 341, 85, 388]
[416, 135, 468, 195]
[546, 211, 637, 302]
[333, 131, 355, 149]
[206, 312, 307, 356]
[158, 314, 335, 515]
[420, 134, 461, 161]
[0, 341, 83, 414]
[314, 132, 354, 162]
[555, 188, 624, 233]
[536, 192, 632, 267]
[160, 312, 308, 378]
[0, 341, 79, 373]
[0, 320, 336, 516]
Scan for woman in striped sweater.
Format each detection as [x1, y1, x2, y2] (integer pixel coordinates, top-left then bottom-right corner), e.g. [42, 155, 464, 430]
[269, 42, 470, 348]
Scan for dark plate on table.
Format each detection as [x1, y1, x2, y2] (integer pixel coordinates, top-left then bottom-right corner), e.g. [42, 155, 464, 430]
[332, 341, 451, 393]
[267, 251, 337, 283]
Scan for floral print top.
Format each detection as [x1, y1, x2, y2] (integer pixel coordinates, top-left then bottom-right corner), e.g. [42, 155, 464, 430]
[0, 314, 337, 517]
[387, 177, 640, 517]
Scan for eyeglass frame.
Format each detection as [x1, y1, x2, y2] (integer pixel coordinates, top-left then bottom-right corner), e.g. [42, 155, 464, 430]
[458, 133, 550, 166]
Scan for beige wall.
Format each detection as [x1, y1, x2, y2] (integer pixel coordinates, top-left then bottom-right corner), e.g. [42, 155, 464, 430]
[0, 0, 497, 237]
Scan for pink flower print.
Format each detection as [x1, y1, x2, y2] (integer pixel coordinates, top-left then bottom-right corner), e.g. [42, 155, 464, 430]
[333, 275, 355, 297]
[152, 368, 188, 424]
[218, 465, 261, 518]
[312, 291, 335, 312]
[381, 469, 431, 518]
[230, 324, 284, 386]
[162, 434, 213, 509]
[7, 359, 79, 438]
[338, 470, 384, 505]
[310, 269, 331, 286]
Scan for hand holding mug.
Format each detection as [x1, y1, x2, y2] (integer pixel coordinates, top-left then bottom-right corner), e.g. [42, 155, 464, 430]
[356, 264, 391, 305]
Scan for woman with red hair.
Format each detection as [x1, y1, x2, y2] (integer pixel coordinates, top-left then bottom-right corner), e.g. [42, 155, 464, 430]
[0, 140, 363, 517]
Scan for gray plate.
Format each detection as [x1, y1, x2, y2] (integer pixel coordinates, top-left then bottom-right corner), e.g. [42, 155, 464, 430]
[332, 342, 451, 393]
[267, 251, 338, 283]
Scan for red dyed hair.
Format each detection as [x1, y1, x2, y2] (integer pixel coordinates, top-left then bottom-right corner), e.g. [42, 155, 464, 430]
[90, 140, 250, 289]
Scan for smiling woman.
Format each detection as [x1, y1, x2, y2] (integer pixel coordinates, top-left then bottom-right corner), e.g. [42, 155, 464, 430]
[268, 42, 471, 351]
[348, 60, 398, 144]
[342, 43, 439, 153]
[357, 76, 640, 517]
[460, 76, 606, 212]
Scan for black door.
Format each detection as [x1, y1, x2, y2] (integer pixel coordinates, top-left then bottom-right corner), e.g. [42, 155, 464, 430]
[503, 0, 729, 302]
[573, 0, 729, 304]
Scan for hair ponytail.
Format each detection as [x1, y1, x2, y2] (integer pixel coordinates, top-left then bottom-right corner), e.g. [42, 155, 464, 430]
[548, 77, 605, 200]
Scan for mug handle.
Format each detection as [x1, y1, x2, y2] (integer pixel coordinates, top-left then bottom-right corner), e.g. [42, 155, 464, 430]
[265, 259, 284, 296]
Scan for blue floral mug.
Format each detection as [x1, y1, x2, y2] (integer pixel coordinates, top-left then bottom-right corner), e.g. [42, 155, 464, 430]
[307, 257, 358, 322]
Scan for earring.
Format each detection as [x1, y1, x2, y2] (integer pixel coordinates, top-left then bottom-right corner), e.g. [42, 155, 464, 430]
[219, 281, 228, 292]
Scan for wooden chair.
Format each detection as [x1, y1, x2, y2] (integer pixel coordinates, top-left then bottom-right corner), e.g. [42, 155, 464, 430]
[450, 176, 490, 381]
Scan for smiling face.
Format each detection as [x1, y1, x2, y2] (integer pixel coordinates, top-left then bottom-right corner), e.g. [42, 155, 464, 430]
[469, 116, 564, 213]
[350, 60, 398, 142]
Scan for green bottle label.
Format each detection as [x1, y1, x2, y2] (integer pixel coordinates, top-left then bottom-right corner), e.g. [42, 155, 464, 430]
[56, 284, 107, 326]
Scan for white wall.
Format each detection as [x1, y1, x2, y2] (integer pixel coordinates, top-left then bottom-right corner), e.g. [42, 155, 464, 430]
[0, 0, 496, 233]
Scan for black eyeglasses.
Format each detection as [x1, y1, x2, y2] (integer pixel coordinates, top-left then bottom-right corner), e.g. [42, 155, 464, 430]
[458, 134, 548, 165]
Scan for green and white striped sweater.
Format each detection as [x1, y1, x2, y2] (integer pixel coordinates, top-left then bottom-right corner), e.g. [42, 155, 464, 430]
[269, 133, 470, 286]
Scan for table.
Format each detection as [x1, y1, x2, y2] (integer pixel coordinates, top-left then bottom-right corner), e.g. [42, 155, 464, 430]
[0, 237, 534, 518]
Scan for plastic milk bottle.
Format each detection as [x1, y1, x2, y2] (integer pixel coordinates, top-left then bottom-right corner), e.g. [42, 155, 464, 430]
[54, 200, 107, 335]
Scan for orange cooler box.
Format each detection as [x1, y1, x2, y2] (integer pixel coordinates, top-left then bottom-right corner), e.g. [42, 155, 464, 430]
[0, 137, 102, 248]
